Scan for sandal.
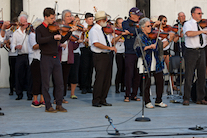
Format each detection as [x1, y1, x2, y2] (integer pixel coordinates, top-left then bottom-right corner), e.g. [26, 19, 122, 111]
[124, 97, 130, 102]
[173, 86, 180, 91]
[131, 97, 141, 101]
[70, 95, 78, 99]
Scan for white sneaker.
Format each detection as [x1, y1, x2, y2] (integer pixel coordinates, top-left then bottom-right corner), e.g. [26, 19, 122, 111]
[145, 102, 154, 109]
[155, 102, 167, 108]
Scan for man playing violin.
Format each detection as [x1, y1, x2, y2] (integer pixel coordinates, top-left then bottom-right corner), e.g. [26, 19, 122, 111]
[89, 11, 117, 107]
[122, 7, 143, 102]
[10, 13, 33, 101]
[79, 12, 94, 94]
[36, 7, 77, 113]
[183, 6, 207, 105]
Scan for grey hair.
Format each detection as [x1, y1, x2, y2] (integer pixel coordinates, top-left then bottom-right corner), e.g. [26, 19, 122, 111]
[32, 18, 43, 29]
[139, 17, 150, 29]
[62, 9, 72, 21]
[18, 14, 28, 22]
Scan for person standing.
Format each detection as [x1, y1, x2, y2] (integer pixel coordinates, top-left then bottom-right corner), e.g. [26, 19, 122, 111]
[36, 7, 76, 112]
[114, 17, 126, 93]
[89, 11, 117, 107]
[122, 7, 143, 102]
[79, 12, 94, 94]
[0, 18, 18, 96]
[28, 18, 45, 108]
[183, 6, 207, 105]
[10, 14, 33, 100]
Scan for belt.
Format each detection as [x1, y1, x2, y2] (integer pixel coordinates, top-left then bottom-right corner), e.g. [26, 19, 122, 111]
[187, 47, 204, 50]
[93, 52, 111, 54]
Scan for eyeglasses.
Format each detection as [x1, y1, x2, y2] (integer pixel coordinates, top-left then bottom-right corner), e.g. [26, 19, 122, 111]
[163, 20, 167, 22]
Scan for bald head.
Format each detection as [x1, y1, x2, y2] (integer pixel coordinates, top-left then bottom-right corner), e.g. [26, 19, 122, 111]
[178, 12, 186, 24]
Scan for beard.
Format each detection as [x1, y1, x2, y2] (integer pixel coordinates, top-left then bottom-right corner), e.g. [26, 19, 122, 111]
[100, 21, 107, 27]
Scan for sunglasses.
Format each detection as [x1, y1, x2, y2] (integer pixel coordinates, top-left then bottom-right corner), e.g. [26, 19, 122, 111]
[163, 20, 167, 22]
[196, 12, 204, 15]
[146, 25, 152, 28]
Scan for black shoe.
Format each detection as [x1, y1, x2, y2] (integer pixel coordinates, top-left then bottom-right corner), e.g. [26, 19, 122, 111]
[27, 97, 32, 101]
[115, 90, 120, 93]
[0, 112, 4, 116]
[92, 103, 102, 107]
[0, 107, 2, 110]
[87, 89, 92, 93]
[15, 95, 23, 100]
[101, 102, 112, 106]
[81, 89, 87, 94]
[9, 92, 13, 96]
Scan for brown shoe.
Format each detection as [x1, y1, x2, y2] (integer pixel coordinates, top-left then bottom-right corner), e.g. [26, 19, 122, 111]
[196, 100, 207, 105]
[56, 105, 67, 112]
[183, 100, 189, 106]
[45, 107, 57, 113]
[62, 99, 69, 104]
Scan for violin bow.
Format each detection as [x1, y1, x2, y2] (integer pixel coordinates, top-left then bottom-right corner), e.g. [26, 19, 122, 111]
[154, 19, 162, 47]
[21, 15, 35, 46]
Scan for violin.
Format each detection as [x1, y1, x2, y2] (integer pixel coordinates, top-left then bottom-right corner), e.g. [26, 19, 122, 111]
[48, 22, 72, 36]
[199, 19, 207, 28]
[114, 28, 133, 36]
[163, 25, 178, 33]
[69, 23, 85, 32]
[129, 23, 139, 28]
[102, 24, 113, 34]
[0, 21, 23, 29]
[69, 34, 79, 42]
[148, 30, 169, 39]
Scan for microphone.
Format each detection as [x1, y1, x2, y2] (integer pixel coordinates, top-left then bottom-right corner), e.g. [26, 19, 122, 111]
[105, 115, 112, 122]
[105, 115, 120, 135]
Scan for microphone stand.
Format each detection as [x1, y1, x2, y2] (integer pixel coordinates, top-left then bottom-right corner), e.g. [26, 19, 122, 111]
[177, 21, 183, 96]
[134, 27, 151, 122]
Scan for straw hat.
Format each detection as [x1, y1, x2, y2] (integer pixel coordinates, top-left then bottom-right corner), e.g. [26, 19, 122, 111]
[94, 11, 107, 21]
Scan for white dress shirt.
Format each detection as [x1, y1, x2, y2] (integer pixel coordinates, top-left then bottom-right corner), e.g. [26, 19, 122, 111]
[183, 18, 207, 48]
[89, 23, 112, 53]
[28, 32, 40, 64]
[10, 27, 30, 54]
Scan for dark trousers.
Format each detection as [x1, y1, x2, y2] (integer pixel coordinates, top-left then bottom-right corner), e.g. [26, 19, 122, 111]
[80, 47, 93, 90]
[53, 62, 71, 99]
[115, 53, 125, 91]
[144, 71, 164, 104]
[184, 48, 206, 101]
[8, 56, 16, 93]
[69, 53, 80, 84]
[92, 52, 112, 104]
[31, 59, 42, 95]
[40, 55, 64, 110]
[125, 54, 140, 98]
[15, 54, 32, 98]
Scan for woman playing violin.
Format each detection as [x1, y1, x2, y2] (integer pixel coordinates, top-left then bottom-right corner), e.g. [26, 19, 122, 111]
[155, 15, 179, 91]
[134, 17, 168, 108]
